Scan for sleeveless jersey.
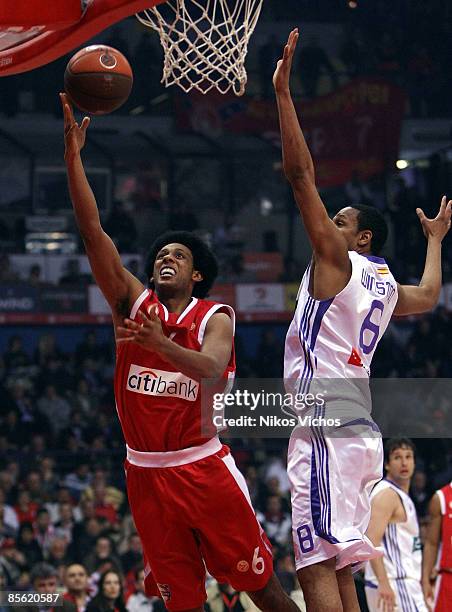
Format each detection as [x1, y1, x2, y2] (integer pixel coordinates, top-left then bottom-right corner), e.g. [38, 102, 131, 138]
[436, 482, 452, 570]
[114, 289, 236, 452]
[365, 479, 422, 582]
[284, 252, 397, 407]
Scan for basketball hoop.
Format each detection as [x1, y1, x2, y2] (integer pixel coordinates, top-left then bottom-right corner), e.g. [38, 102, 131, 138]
[136, 0, 264, 96]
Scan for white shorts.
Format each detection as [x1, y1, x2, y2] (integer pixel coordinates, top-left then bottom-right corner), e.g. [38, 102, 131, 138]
[365, 578, 428, 611]
[288, 422, 383, 571]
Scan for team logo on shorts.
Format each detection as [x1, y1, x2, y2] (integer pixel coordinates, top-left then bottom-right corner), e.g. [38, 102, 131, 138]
[157, 584, 171, 601]
[237, 560, 249, 572]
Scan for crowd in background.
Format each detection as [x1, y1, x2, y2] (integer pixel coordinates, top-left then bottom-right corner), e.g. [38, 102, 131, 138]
[1, 312, 452, 608]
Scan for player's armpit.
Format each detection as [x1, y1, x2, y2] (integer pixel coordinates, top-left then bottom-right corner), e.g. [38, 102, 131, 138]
[201, 312, 233, 379]
[291, 177, 349, 270]
[393, 283, 437, 316]
[366, 489, 400, 546]
[83, 228, 144, 315]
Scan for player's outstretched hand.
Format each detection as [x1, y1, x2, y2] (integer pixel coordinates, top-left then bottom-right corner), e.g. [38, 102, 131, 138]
[376, 580, 396, 612]
[416, 195, 452, 241]
[116, 307, 165, 352]
[60, 92, 90, 161]
[273, 28, 299, 94]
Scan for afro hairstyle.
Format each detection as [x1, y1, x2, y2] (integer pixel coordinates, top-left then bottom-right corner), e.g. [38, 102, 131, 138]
[144, 231, 218, 298]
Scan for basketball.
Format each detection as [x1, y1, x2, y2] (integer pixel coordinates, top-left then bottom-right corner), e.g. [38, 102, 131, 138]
[64, 45, 133, 115]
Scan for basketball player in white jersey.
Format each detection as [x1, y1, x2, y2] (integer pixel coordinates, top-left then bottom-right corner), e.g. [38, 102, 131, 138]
[273, 29, 452, 611]
[365, 438, 427, 611]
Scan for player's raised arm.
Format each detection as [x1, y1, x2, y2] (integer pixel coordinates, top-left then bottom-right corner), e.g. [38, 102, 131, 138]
[273, 30, 349, 271]
[394, 196, 451, 316]
[422, 493, 442, 609]
[61, 93, 143, 316]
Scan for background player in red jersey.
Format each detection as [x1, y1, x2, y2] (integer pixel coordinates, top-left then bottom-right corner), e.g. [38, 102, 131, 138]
[61, 93, 300, 612]
[422, 482, 452, 611]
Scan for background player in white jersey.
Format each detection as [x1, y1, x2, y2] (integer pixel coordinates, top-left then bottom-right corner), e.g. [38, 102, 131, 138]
[273, 29, 452, 611]
[365, 438, 427, 612]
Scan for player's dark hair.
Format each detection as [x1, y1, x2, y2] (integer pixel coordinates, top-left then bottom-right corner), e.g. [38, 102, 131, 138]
[145, 231, 218, 298]
[352, 204, 388, 255]
[384, 437, 416, 464]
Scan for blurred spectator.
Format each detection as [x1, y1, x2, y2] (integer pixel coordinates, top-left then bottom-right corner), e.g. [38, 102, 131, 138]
[125, 567, 161, 612]
[14, 491, 39, 526]
[261, 495, 291, 547]
[34, 335, 64, 369]
[63, 465, 92, 502]
[47, 537, 71, 569]
[85, 570, 126, 612]
[297, 36, 337, 98]
[3, 336, 30, 372]
[59, 260, 91, 288]
[39, 458, 60, 502]
[119, 535, 142, 576]
[16, 523, 43, 568]
[27, 264, 45, 288]
[64, 564, 91, 612]
[33, 508, 55, 553]
[85, 538, 121, 576]
[0, 254, 19, 282]
[410, 470, 431, 519]
[37, 385, 72, 435]
[54, 503, 75, 544]
[0, 489, 19, 534]
[91, 486, 118, 527]
[75, 333, 105, 368]
[0, 538, 25, 586]
[26, 472, 44, 506]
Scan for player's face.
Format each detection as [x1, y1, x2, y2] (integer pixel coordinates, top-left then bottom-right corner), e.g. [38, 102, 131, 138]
[152, 243, 202, 295]
[332, 207, 364, 251]
[385, 445, 415, 483]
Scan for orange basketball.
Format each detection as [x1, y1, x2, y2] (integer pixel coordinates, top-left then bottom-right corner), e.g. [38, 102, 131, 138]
[64, 45, 133, 115]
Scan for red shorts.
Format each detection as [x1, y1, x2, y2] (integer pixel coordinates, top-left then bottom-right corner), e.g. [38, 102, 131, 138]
[434, 572, 452, 612]
[124, 442, 273, 611]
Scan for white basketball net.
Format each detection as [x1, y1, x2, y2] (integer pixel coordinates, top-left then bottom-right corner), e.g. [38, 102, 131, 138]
[136, 0, 263, 96]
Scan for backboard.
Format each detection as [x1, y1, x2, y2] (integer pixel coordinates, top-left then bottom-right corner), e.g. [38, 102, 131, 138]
[0, 0, 165, 77]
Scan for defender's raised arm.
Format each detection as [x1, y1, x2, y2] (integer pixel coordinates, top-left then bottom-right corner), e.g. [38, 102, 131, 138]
[395, 196, 451, 315]
[61, 93, 143, 317]
[273, 30, 349, 274]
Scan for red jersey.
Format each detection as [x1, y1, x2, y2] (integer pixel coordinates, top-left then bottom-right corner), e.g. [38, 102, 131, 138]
[114, 289, 236, 452]
[437, 482, 452, 570]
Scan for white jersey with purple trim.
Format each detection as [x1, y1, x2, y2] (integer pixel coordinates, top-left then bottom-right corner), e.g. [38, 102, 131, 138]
[365, 479, 423, 582]
[284, 251, 398, 391]
[365, 479, 425, 611]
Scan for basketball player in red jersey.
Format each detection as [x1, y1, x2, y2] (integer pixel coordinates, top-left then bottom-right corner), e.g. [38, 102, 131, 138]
[61, 93, 300, 612]
[422, 482, 452, 611]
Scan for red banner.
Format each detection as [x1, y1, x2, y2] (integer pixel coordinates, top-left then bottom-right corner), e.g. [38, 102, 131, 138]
[175, 78, 406, 188]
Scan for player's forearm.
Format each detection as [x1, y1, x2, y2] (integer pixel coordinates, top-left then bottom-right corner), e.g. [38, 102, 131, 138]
[65, 152, 102, 240]
[418, 237, 442, 307]
[156, 336, 225, 381]
[276, 90, 315, 183]
[422, 541, 438, 584]
[370, 557, 391, 586]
